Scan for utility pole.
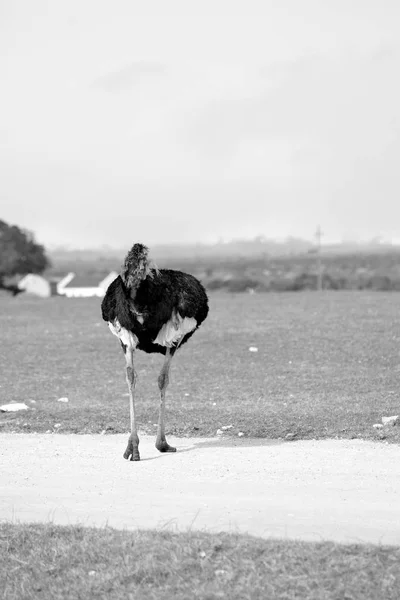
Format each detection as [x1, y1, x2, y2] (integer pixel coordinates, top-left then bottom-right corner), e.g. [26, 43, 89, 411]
[315, 225, 323, 291]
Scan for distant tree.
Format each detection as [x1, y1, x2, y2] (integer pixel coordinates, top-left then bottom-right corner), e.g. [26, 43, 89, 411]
[0, 220, 50, 294]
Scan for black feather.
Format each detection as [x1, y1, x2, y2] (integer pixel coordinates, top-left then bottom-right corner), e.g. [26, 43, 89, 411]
[101, 268, 209, 356]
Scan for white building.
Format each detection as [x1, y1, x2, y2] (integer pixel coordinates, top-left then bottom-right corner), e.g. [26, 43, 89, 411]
[18, 274, 52, 298]
[57, 271, 118, 298]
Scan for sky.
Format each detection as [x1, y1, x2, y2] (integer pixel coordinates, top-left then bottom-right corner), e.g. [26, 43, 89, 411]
[1, 0, 399, 248]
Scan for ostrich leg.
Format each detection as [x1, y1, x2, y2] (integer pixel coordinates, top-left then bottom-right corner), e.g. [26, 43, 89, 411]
[155, 348, 176, 453]
[123, 344, 140, 461]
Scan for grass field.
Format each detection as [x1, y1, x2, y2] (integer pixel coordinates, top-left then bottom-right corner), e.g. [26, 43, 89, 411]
[1, 291, 400, 442]
[1, 523, 399, 600]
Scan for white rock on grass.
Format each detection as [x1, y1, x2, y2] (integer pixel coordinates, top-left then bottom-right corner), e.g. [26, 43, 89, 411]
[249, 347, 258, 352]
[57, 397, 69, 403]
[382, 415, 399, 426]
[238, 432, 245, 437]
[0, 403, 29, 412]
[373, 423, 384, 429]
[216, 429, 223, 435]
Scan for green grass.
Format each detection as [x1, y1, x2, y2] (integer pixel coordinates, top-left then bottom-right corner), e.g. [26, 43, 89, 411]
[1, 523, 399, 600]
[1, 291, 400, 442]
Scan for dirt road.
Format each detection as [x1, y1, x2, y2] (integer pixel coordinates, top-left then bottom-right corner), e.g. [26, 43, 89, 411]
[1, 434, 399, 545]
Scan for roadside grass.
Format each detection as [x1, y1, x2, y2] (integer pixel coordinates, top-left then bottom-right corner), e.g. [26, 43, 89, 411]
[1, 291, 400, 442]
[1, 522, 399, 600]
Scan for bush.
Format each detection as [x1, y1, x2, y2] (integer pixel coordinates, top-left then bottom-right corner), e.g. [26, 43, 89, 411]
[365, 275, 393, 291]
[206, 278, 230, 291]
[227, 277, 267, 293]
[269, 273, 341, 292]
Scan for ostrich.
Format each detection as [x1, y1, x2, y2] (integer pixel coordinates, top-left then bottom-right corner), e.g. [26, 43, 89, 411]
[101, 243, 209, 461]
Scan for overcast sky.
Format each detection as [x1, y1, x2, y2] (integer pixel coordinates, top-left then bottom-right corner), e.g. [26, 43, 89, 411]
[1, 0, 399, 248]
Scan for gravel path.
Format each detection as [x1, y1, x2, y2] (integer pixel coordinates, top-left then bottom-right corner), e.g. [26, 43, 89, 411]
[1, 434, 400, 545]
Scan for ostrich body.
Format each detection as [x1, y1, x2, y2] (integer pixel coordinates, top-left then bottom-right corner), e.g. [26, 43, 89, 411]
[101, 243, 209, 461]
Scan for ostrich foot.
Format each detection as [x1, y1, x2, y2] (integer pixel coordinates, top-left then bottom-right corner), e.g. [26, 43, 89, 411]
[155, 439, 177, 453]
[123, 435, 140, 461]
